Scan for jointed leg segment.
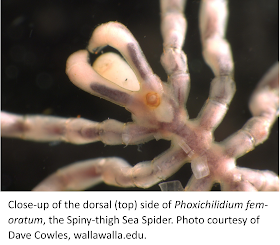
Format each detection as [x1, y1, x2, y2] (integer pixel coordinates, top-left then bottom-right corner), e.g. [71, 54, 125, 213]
[33, 146, 188, 191]
[160, 0, 190, 110]
[1, 111, 160, 146]
[197, 0, 235, 132]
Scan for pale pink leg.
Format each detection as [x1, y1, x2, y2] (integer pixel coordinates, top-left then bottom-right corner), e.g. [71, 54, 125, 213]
[34, 146, 188, 191]
[223, 63, 279, 158]
[197, 0, 235, 131]
[160, 0, 190, 111]
[1, 111, 155, 145]
[221, 63, 279, 191]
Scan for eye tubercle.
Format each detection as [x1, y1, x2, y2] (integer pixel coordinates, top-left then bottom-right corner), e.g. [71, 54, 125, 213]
[146, 92, 160, 108]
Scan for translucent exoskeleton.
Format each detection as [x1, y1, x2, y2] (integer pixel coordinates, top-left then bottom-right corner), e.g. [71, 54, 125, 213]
[1, 0, 278, 191]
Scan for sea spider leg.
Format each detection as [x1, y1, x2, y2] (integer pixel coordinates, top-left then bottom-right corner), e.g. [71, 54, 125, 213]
[1, 111, 160, 146]
[32, 158, 130, 191]
[160, 0, 190, 112]
[157, 0, 193, 190]
[182, 0, 235, 191]
[33, 145, 187, 190]
[222, 63, 279, 191]
[224, 63, 279, 160]
[197, 0, 235, 131]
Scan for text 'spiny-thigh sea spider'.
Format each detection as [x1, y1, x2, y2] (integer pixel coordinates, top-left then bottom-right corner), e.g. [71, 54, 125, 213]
[1, 0, 279, 191]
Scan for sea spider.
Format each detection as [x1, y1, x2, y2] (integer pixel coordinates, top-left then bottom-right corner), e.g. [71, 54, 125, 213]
[1, 0, 278, 191]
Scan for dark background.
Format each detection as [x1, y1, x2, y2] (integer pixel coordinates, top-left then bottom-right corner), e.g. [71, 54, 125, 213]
[2, 0, 278, 191]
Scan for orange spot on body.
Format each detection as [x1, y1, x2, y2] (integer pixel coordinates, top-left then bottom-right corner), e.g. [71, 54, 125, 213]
[146, 92, 160, 107]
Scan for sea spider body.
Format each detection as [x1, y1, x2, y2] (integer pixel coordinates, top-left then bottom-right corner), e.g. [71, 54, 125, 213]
[1, 0, 279, 191]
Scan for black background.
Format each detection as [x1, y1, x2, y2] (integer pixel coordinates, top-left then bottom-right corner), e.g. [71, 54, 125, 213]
[2, 0, 278, 191]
